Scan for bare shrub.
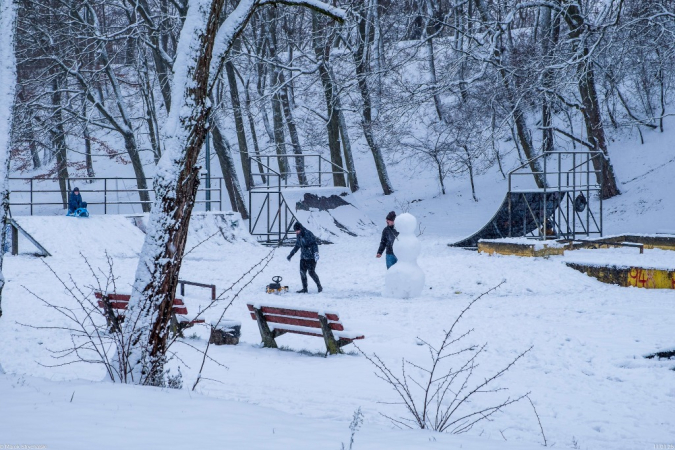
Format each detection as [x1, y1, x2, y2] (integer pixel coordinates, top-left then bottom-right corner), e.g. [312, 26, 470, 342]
[21, 247, 274, 386]
[359, 282, 531, 433]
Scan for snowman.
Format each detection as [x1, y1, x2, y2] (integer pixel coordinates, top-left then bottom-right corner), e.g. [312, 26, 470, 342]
[384, 213, 425, 298]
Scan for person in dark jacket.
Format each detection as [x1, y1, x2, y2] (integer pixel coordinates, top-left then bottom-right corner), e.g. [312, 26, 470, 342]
[287, 222, 322, 293]
[68, 187, 87, 214]
[376, 211, 399, 269]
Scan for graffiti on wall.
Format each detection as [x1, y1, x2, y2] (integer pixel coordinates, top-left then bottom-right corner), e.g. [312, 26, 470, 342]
[627, 268, 675, 289]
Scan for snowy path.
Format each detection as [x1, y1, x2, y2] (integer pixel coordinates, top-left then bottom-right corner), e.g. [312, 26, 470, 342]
[1, 215, 674, 449]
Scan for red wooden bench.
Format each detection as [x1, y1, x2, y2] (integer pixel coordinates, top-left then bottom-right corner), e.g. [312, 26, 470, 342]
[95, 291, 205, 335]
[246, 303, 364, 355]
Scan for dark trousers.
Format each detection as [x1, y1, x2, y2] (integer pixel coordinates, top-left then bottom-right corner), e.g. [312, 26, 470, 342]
[300, 258, 321, 289]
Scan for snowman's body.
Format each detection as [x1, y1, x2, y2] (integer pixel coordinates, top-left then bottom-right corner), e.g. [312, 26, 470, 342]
[384, 213, 425, 298]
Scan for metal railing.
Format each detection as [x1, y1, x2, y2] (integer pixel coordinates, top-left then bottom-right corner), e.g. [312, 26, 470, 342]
[508, 151, 605, 241]
[8, 175, 224, 216]
[248, 154, 351, 244]
[249, 154, 352, 190]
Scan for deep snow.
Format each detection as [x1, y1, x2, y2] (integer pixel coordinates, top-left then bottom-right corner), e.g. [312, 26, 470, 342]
[2, 93, 675, 450]
[2, 214, 674, 449]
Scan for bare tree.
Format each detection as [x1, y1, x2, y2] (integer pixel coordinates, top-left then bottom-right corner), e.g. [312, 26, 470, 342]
[0, 0, 18, 319]
[350, 1, 393, 194]
[125, 0, 345, 386]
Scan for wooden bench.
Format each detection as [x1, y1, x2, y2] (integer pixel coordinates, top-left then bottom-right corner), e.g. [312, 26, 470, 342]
[95, 291, 205, 335]
[246, 303, 364, 355]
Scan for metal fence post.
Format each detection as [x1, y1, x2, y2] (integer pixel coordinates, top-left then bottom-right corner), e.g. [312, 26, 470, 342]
[542, 154, 547, 240]
[104, 178, 107, 214]
[30, 179, 33, 216]
[11, 223, 18, 255]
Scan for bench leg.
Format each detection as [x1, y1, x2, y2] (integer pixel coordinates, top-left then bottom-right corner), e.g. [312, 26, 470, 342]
[11, 225, 18, 256]
[318, 315, 342, 355]
[101, 296, 121, 333]
[170, 313, 183, 338]
[253, 307, 277, 348]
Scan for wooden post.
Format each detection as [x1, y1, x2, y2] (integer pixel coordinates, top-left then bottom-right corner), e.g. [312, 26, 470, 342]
[170, 312, 182, 337]
[101, 294, 121, 333]
[318, 314, 342, 355]
[253, 307, 277, 348]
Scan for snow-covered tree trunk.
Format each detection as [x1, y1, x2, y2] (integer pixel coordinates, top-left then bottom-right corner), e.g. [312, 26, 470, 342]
[0, 0, 17, 320]
[125, 0, 344, 385]
[353, 2, 393, 195]
[312, 12, 346, 188]
[561, 1, 620, 199]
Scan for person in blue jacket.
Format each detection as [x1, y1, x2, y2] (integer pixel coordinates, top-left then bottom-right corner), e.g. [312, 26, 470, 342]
[376, 211, 399, 269]
[287, 222, 322, 293]
[68, 187, 87, 214]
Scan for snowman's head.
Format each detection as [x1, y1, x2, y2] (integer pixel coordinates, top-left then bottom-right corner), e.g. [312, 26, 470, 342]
[395, 213, 416, 235]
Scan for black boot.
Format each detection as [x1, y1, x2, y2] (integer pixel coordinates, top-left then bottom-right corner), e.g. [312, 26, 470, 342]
[296, 288, 308, 293]
[317, 285, 323, 293]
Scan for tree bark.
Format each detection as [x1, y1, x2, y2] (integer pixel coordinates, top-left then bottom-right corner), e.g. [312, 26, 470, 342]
[312, 12, 346, 187]
[334, 88, 358, 192]
[540, 6, 560, 154]
[83, 102, 95, 178]
[68, 4, 152, 211]
[475, 0, 546, 188]
[267, 8, 290, 180]
[0, 0, 17, 319]
[51, 75, 69, 209]
[211, 117, 248, 218]
[563, 1, 620, 199]
[279, 72, 307, 186]
[225, 57, 252, 189]
[134, 0, 175, 112]
[242, 75, 267, 184]
[126, 0, 344, 385]
[353, 4, 393, 194]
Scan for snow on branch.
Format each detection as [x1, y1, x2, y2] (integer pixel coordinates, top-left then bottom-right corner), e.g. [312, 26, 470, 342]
[209, 0, 345, 91]
[260, 0, 345, 22]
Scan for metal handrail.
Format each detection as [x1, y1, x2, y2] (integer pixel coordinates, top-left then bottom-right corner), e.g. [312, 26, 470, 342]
[8, 176, 224, 215]
[247, 154, 350, 243]
[249, 154, 351, 190]
[507, 150, 605, 241]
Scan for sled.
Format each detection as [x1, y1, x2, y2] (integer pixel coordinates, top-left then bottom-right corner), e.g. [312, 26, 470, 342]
[66, 207, 89, 218]
[265, 276, 288, 294]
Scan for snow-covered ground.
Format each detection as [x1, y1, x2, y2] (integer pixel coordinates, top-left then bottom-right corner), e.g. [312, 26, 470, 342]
[2, 112, 675, 450]
[2, 215, 675, 449]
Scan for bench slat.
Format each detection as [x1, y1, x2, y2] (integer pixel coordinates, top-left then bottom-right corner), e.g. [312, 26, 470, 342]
[96, 291, 199, 321]
[95, 292, 131, 301]
[175, 315, 206, 325]
[266, 314, 344, 331]
[246, 304, 340, 322]
[96, 292, 186, 310]
[282, 329, 323, 338]
[97, 300, 129, 309]
[270, 323, 324, 338]
[248, 312, 344, 331]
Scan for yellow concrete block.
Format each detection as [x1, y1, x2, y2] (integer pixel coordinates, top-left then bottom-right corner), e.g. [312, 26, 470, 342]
[626, 268, 675, 289]
[478, 241, 565, 257]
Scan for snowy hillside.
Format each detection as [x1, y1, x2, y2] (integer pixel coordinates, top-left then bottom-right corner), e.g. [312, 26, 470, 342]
[2, 120, 675, 449]
[3, 0, 675, 447]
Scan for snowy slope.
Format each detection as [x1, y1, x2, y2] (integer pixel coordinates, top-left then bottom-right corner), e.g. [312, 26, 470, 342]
[2, 78, 675, 450]
[2, 227, 675, 449]
[12, 215, 146, 258]
[1, 372, 549, 450]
